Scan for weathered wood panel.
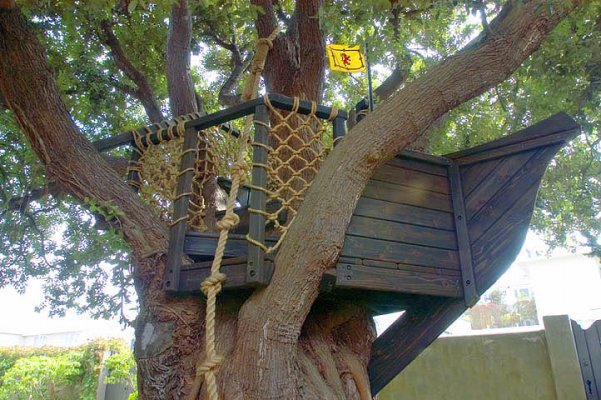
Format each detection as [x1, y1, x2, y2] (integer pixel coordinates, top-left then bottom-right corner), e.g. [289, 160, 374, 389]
[467, 146, 560, 243]
[362, 180, 452, 212]
[339, 256, 462, 277]
[464, 149, 537, 219]
[179, 260, 252, 292]
[346, 215, 457, 250]
[353, 197, 454, 230]
[184, 232, 278, 258]
[335, 263, 462, 297]
[341, 235, 460, 271]
[371, 164, 450, 194]
[460, 157, 502, 197]
[387, 156, 449, 177]
[470, 186, 536, 291]
[572, 320, 601, 400]
[446, 112, 579, 163]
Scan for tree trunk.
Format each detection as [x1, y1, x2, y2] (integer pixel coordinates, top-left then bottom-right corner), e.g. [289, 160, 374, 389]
[0, 1, 582, 399]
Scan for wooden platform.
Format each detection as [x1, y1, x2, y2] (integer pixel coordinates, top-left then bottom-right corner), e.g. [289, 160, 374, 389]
[164, 111, 579, 393]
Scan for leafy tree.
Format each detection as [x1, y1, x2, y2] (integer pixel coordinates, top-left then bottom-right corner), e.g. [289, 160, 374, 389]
[0, 0, 598, 398]
[0, 339, 132, 399]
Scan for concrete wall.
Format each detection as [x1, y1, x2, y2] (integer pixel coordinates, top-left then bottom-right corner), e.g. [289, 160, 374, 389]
[378, 315, 586, 400]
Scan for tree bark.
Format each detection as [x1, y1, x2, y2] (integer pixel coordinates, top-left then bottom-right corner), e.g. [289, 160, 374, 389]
[0, 7, 198, 399]
[100, 20, 164, 123]
[166, 0, 197, 116]
[253, 0, 325, 100]
[226, 1, 582, 398]
[0, 1, 583, 399]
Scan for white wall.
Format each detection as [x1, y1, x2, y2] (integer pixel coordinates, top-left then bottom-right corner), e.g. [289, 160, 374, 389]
[522, 253, 601, 326]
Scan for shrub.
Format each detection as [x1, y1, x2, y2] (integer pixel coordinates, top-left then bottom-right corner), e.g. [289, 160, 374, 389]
[0, 339, 135, 400]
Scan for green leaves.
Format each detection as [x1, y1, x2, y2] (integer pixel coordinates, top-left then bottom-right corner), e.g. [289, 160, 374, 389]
[0, 339, 135, 400]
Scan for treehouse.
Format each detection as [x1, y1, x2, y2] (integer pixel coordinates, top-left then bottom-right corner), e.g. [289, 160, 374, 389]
[95, 94, 579, 394]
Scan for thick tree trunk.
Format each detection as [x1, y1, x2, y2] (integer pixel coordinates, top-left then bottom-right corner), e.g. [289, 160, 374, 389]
[0, 1, 582, 399]
[225, 1, 582, 398]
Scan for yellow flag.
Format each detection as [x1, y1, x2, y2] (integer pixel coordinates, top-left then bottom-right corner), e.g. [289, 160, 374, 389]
[326, 44, 366, 73]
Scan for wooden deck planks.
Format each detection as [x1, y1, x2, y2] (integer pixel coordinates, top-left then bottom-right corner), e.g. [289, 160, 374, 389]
[371, 164, 450, 194]
[335, 263, 462, 297]
[341, 235, 460, 270]
[346, 215, 458, 250]
[362, 180, 453, 212]
[353, 197, 455, 230]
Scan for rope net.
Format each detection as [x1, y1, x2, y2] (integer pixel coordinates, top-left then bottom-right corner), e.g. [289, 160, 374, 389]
[246, 96, 336, 253]
[127, 99, 336, 252]
[128, 122, 242, 232]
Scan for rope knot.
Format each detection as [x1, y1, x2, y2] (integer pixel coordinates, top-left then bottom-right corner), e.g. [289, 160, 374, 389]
[198, 354, 224, 375]
[216, 213, 240, 231]
[257, 37, 274, 49]
[201, 272, 227, 296]
[231, 162, 250, 182]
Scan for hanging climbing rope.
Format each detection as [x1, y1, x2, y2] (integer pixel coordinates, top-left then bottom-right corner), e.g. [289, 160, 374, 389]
[189, 27, 280, 400]
[126, 25, 341, 399]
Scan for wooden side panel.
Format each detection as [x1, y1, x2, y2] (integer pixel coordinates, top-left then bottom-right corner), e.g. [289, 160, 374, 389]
[341, 155, 459, 296]
[464, 149, 537, 218]
[341, 235, 460, 270]
[335, 263, 462, 297]
[179, 260, 251, 292]
[362, 180, 452, 212]
[353, 197, 454, 230]
[573, 320, 601, 400]
[460, 157, 502, 197]
[184, 232, 278, 259]
[368, 297, 466, 395]
[468, 145, 563, 291]
[387, 156, 449, 176]
[371, 163, 450, 194]
[346, 216, 457, 250]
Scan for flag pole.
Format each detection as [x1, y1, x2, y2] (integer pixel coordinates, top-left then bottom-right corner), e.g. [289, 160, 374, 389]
[365, 41, 374, 112]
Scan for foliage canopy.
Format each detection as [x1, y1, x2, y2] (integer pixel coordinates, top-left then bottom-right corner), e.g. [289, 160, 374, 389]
[0, 0, 599, 322]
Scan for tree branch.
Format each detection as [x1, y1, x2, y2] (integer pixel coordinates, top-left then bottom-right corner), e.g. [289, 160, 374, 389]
[201, 30, 253, 107]
[218, 50, 253, 107]
[99, 20, 163, 123]
[295, 0, 325, 101]
[0, 7, 167, 262]
[166, 0, 197, 116]
[0, 90, 7, 110]
[230, 0, 583, 397]
[5, 155, 129, 213]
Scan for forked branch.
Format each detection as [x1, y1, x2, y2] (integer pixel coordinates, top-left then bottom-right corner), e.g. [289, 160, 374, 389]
[99, 20, 164, 122]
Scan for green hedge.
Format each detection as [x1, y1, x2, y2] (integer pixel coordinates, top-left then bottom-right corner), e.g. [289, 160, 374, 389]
[0, 339, 136, 400]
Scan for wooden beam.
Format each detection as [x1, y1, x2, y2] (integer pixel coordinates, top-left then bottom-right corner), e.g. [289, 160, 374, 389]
[449, 162, 479, 307]
[247, 104, 270, 285]
[335, 263, 462, 298]
[368, 297, 466, 395]
[93, 94, 347, 153]
[446, 112, 579, 163]
[164, 127, 198, 292]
